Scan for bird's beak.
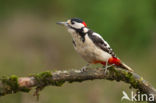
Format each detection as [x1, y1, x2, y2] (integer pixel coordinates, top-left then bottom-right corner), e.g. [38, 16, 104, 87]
[56, 22, 68, 27]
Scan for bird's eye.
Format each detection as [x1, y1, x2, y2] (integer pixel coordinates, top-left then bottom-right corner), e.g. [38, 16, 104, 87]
[71, 21, 75, 24]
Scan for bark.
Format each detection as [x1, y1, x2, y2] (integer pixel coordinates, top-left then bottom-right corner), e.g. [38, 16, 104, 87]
[0, 67, 155, 103]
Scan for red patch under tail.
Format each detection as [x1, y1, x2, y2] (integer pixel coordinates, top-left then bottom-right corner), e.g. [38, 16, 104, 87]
[108, 57, 121, 66]
[108, 57, 133, 71]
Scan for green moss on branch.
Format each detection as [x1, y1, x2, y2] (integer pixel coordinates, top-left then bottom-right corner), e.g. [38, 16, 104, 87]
[0, 67, 155, 103]
[33, 71, 65, 88]
[0, 75, 30, 96]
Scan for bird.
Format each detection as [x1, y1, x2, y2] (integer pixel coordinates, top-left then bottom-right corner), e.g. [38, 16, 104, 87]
[56, 18, 133, 72]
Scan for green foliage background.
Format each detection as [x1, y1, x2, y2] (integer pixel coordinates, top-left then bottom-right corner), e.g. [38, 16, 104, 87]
[0, 0, 156, 103]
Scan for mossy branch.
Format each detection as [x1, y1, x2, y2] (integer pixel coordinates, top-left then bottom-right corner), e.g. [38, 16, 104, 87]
[0, 67, 156, 103]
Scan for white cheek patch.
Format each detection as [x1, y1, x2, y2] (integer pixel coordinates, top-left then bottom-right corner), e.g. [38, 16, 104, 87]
[71, 22, 84, 29]
[92, 32, 103, 39]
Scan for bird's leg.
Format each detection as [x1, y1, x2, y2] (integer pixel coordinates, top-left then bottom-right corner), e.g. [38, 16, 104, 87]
[81, 63, 90, 72]
[103, 62, 115, 74]
[106, 64, 115, 68]
[103, 61, 108, 74]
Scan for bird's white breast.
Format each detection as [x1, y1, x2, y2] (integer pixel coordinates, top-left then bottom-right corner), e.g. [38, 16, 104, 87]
[68, 29, 112, 63]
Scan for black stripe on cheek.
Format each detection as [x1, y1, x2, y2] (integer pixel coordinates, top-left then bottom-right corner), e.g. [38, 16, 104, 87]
[76, 27, 86, 42]
[68, 25, 86, 42]
[74, 27, 86, 42]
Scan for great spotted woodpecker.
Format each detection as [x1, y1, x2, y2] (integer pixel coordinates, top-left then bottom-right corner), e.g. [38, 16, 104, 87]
[57, 18, 133, 72]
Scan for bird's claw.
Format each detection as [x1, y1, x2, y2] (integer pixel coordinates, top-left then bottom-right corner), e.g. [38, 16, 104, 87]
[81, 64, 89, 72]
[103, 66, 108, 75]
[103, 64, 115, 74]
[81, 66, 88, 72]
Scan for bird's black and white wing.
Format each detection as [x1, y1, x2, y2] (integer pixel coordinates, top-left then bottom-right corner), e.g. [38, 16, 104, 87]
[87, 30, 116, 57]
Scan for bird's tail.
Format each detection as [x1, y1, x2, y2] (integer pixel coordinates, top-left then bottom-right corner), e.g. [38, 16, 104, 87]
[108, 57, 134, 72]
[119, 62, 133, 72]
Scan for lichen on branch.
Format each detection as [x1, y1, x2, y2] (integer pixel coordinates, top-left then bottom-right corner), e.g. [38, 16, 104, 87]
[0, 67, 156, 103]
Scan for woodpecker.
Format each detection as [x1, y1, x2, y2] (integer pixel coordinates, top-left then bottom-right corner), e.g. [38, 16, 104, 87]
[57, 18, 133, 72]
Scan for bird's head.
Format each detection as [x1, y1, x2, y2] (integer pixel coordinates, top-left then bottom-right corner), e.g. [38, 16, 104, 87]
[57, 18, 87, 31]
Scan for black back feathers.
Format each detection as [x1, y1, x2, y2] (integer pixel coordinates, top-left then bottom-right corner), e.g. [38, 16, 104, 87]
[87, 30, 116, 57]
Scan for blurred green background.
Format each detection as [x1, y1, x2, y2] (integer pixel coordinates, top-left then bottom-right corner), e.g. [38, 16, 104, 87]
[0, 0, 156, 103]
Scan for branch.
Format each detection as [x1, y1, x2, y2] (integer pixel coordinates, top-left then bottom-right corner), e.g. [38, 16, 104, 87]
[0, 67, 156, 103]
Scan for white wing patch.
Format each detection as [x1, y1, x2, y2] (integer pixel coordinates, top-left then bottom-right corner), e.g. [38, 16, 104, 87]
[88, 31, 116, 57]
[92, 32, 110, 48]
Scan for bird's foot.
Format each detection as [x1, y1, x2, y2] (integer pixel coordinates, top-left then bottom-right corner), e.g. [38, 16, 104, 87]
[103, 62, 111, 74]
[81, 66, 88, 72]
[103, 64, 115, 74]
[81, 64, 89, 72]
[107, 64, 115, 68]
[103, 66, 108, 75]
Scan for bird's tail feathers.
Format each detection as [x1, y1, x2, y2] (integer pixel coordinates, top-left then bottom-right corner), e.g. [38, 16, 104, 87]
[119, 62, 133, 72]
